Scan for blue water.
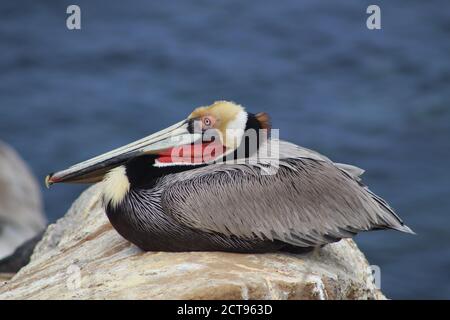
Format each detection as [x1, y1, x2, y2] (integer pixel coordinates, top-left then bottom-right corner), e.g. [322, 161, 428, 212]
[1, 0, 449, 299]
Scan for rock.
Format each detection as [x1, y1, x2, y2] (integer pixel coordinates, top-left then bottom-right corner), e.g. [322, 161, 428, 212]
[0, 231, 45, 273]
[0, 273, 14, 282]
[0, 141, 46, 260]
[0, 184, 385, 300]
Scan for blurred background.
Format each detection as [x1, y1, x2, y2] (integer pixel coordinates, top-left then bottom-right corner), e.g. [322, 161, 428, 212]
[0, 0, 449, 298]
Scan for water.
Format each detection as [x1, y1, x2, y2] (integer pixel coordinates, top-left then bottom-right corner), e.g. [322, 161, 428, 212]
[1, 0, 449, 299]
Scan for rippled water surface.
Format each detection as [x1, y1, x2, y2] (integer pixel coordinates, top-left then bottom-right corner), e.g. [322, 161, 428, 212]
[1, 0, 449, 298]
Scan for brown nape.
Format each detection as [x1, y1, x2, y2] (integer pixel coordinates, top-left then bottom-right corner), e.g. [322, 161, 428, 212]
[255, 112, 271, 130]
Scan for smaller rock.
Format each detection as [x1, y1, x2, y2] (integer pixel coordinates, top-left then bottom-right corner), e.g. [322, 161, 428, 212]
[0, 141, 46, 260]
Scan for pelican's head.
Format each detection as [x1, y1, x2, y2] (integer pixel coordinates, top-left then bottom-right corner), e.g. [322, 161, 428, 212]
[188, 100, 270, 150]
[46, 100, 270, 189]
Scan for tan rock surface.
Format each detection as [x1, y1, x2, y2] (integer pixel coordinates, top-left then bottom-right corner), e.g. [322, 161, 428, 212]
[0, 184, 385, 299]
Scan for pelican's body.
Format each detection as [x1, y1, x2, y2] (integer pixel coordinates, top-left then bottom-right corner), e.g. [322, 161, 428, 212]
[47, 101, 413, 253]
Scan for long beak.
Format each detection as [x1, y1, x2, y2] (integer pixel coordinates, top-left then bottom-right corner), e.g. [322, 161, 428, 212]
[45, 119, 201, 187]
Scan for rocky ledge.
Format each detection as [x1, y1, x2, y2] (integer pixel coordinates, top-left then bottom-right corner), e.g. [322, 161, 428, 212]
[0, 184, 385, 300]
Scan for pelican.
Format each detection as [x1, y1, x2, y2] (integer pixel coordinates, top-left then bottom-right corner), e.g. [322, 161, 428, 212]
[46, 101, 413, 253]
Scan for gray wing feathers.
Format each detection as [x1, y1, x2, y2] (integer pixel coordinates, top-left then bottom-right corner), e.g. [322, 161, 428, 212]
[275, 140, 366, 180]
[334, 163, 365, 181]
[161, 152, 411, 247]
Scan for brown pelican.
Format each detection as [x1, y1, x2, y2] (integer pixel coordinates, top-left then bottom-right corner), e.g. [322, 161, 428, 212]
[46, 101, 413, 253]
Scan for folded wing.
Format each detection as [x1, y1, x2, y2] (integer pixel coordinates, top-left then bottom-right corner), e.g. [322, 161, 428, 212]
[161, 140, 412, 247]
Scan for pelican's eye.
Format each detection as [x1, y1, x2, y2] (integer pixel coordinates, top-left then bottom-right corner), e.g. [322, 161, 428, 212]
[202, 116, 215, 129]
